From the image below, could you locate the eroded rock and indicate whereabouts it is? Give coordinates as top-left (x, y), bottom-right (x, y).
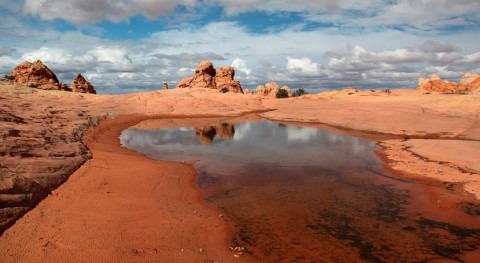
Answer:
top-left (176, 61), bottom-right (243, 93)
top-left (70, 73), bottom-right (96, 94)
top-left (11, 60), bottom-right (70, 91)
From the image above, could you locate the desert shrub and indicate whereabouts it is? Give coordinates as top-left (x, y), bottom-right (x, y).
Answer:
top-left (293, 88), bottom-right (308, 97)
top-left (28, 83), bottom-right (38, 88)
top-left (276, 89), bottom-right (289, 98)
top-left (220, 87), bottom-right (229, 93)
top-left (383, 89), bottom-right (391, 94)
top-left (3, 75), bottom-right (14, 80)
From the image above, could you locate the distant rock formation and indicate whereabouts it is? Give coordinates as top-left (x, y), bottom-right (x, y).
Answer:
top-left (176, 61), bottom-right (243, 93)
top-left (70, 73), bottom-right (96, 94)
top-left (256, 82), bottom-right (279, 97)
top-left (256, 82), bottom-right (292, 97)
top-left (417, 73), bottom-right (480, 93)
top-left (11, 60), bottom-right (70, 91)
top-left (163, 83), bottom-right (169, 90)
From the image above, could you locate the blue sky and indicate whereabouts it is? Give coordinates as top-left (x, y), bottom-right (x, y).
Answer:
top-left (0, 0), bottom-right (479, 94)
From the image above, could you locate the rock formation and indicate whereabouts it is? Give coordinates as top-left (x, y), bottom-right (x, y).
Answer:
top-left (11, 60), bottom-right (70, 91)
top-left (256, 82), bottom-right (280, 97)
top-left (215, 66), bottom-right (242, 93)
top-left (163, 83), bottom-right (169, 90)
top-left (256, 82), bottom-right (293, 97)
top-left (418, 73), bottom-right (480, 94)
top-left (459, 72), bottom-right (480, 85)
top-left (176, 61), bottom-right (243, 93)
top-left (70, 73), bottom-right (96, 94)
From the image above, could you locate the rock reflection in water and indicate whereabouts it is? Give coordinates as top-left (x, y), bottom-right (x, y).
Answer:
top-left (120, 120), bottom-right (480, 262)
top-left (195, 123), bottom-right (235, 144)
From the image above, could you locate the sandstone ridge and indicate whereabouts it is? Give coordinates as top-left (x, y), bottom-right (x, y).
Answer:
top-left (418, 72), bottom-right (480, 93)
top-left (176, 61), bottom-right (243, 93)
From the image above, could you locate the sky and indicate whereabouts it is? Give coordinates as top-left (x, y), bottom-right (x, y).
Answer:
top-left (0, 0), bottom-right (479, 94)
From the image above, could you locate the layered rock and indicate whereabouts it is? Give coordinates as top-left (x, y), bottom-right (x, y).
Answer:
top-left (176, 61), bottom-right (243, 93)
top-left (459, 72), bottom-right (480, 91)
top-left (418, 73), bottom-right (480, 93)
top-left (11, 60), bottom-right (70, 91)
top-left (70, 73), bottom-right (96, 94)
top-left (459, 72), bottom-right (480, 85)
top-left (215, 66), bottom-right (242, 93)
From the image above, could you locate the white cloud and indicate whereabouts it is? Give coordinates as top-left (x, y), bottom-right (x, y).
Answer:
top-left (232, 57), bottom-right (252, 76)
top-left (22, 0), bottom-right (198, 24)
top-left (286, 57), bottom-right (323, 76)
top-left (2, 1), bottom-right (480, 93)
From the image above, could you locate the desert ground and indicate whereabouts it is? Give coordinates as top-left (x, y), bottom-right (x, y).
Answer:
top-left (1, 80), bottom-right (480, 262)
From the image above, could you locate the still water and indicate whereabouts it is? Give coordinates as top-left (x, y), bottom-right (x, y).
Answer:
top-left (120, 119), bottom-right (480, 262)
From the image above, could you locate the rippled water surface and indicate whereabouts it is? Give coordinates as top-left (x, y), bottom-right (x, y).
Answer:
top-left (120, 119), bottom-right (480, 262)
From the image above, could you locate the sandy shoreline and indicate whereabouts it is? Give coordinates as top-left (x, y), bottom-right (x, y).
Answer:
top-left (1, 114), bottom-right (243, 262)
top-left (1, 82), bottom-right (480, 261)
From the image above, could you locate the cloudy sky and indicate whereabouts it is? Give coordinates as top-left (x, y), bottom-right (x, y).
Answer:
top-left (0, 0), bottom-right (479, 94)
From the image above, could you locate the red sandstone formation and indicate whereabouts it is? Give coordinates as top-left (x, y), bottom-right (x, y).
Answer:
top-left (176, 61), bottom-right (243, 93)
top-left (70, 73), bottom-right (96, 94)
top-left (418, 72), bottom-right (480, 93)
top-left (215, 66), bottom-right (242, 93)
top-left (11, 60), bottom-right (70, 91)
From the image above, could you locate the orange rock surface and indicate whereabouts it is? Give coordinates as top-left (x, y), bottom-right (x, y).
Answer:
top-left (1, 81), bottom-right (480, 262)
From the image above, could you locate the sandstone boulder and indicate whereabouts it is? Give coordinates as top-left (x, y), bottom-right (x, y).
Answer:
top-left (215, 66), bottom-right (242, 93)
top-left (70, 73), bottom-right (96, 94)
top-left (176, 61), bottom-right (243, 93)
top-left (11, 60), bottom-right (70, 91)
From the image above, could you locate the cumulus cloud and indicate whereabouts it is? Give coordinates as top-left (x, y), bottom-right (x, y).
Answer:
top-left (286, 57), bottom-right (323, 76)
top-left (2, 1), bottom-right (480, 93)
top-left (22, 0), bottom-right (198, 24)
top-left (231, 58), bottom-right (252, 76)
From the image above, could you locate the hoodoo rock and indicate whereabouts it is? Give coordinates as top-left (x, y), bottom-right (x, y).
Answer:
top-left (215, 66), bottom-right (242, 93)
top-left (176, 61), bottom-right (243, 93)
top-left (11, 60), bottom-right (70, 91)
top-left (70, 73), bottom-right (96, 94)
